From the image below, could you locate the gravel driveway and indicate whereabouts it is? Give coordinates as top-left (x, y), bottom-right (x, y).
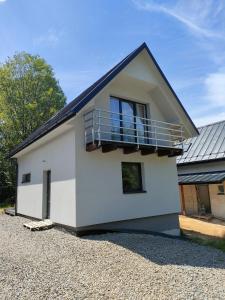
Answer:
top-left (0, 214), bottom-right (225, 300)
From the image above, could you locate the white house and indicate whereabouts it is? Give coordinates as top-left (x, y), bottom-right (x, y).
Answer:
top-left (177, 120), bottom-right (225, 220)
top-left (10, 43), bottom-right (198, 235)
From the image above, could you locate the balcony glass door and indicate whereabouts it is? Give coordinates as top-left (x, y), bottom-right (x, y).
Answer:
top-left (121, 100), bottom-right (135, 143)
top-left (110, 97), bottom-right (121, 141)
top-left (110, 97), bottom-right (147, 144)
top-left (136, 103), bottom-right (147, 144)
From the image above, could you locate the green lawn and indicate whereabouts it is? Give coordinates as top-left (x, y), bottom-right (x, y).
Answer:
top-left (191, 236), bottom-right (225, 253)
top-left (0, 202), bottom-right (14, 214)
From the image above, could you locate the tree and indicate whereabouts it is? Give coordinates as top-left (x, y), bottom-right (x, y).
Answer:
top-left (0, 52), bottom-right (66, 196)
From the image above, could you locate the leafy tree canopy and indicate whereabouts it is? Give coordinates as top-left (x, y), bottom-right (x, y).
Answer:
top-left (0, 52), bottom-right (66, 189)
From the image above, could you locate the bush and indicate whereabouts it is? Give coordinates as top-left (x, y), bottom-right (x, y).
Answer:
top-left (0, 186), bottom-right (16, 205)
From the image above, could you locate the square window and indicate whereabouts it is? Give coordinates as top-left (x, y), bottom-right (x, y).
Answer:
top-left (22, 173), bottom-right (31, 183)
top-left (217, 184), bottom-right (224, 195)
top-left (121, 162), bottom-right (144, 193)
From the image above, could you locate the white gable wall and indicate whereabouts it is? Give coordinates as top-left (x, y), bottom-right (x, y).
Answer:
top-left (16, 49), bottom-right (187, 228)
top-left (93, 79), bottom-right (165, 122)
top-left (124, 51), bottom-right (189, 127)
top-left (75, 69), bottom-right (181, 227)
top-left (81, 51), bottom-right (188, 130)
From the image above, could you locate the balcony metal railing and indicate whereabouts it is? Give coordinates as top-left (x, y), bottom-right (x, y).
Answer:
top-left (84, 108), bottom-right (184, 150)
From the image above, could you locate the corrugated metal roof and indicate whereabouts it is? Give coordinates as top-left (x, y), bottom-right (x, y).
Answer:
top-left (177, 120), bottom-right (225, 165)
top-left (178, 171), bottom-right (225, 184)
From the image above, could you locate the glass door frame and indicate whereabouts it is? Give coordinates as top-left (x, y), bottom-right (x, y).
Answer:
top-left (110, 96), bottom-right (148, 144)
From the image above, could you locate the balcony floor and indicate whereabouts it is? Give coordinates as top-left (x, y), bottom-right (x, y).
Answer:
top-left (86, 140), bottom-right (183, 157)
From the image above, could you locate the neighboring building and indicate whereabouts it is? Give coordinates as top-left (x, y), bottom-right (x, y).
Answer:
top-left (177, 120), bottom-right (225, 220)
top-left (10, 43), bottom-right (197, 235)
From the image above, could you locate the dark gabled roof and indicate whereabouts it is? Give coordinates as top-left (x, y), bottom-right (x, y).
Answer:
top-left (10, 42), bottom-right (198, 157)
top-left (178, 170), bottom-right (225, 185)
top-left (177, 119), bottom-right (225, 165)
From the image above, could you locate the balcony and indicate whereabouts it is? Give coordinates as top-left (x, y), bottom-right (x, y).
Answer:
top-left (84, 109), bottom-right (184, 156)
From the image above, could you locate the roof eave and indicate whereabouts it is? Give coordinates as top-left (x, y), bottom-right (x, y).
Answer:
top-left (179, 180), bottom-right (224, 185)
top-left (177, 157), bottom-right (225, 166)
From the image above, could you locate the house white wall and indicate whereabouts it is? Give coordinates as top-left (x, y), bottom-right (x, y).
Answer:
top-left (75, 132), bottom-right (180, 227)
top-left (16, 49), bottom-right (186, 230)
top-left (17, 128), bottom-right (76, 227)
top-left (75, 72), bottom-right (181, 227)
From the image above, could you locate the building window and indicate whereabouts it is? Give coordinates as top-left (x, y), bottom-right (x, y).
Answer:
top-left (217, 184), bottom-right (224, 195)
top-left (121, 162), bottom-right (144, 193)
top-left (110, 97), bottom-right (148, 144)
top-left (22, 173), bottom-right (31, 183)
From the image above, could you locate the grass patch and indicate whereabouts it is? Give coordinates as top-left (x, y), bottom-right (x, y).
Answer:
top-left (191, 236), bottom-right (225, 253)
top-left (0, 202), bottom-right (14, 214)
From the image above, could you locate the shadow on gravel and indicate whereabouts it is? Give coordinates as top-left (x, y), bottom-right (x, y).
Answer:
top-left (82, 231), bottom-right (225, 269)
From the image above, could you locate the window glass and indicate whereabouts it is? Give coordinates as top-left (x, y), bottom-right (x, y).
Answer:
top-left (121, 101), bottom-right (135, 143)
top-left (136, 103), bottom-right (147, 144)
top-left (218, 184), bottom-right (224, 195)
top-left (110, 97), bottom-right (148, 144)
top-left (22, 173), bottom-right (31, 183)
top-left (121, 162), bottom-right (143, 193)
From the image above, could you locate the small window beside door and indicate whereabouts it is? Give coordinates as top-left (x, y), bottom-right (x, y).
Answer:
top-left (22, 173), bottom-right (31, 183)
top-left (121, 162), bottom-right (145, 194)
top-left (217, 184), bottom-right (225, 195)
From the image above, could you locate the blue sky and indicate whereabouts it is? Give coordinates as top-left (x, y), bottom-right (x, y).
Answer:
top-left (0, 0), bottom-right (225, 126)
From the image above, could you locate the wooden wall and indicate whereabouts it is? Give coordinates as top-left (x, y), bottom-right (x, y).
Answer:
top-left (179, 185), bottom-right (198, 215)
top-left (180, 182), bottom-right (225, 220)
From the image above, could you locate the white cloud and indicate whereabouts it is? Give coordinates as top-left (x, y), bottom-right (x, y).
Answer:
top-left (204, 71), bottom-right (225, 106)
top-left (132, 0), bottom-right (224, 39)
top-left (0, 0), bottom-right (6, 2)
top-left (194, 111), bottom-right (225, 127)
top-left (132, 0), bottom-right (225, 126)
top-left (33, 29), bottom-right (63, 47)
top-left (189, 71), bottom-right (225, 126)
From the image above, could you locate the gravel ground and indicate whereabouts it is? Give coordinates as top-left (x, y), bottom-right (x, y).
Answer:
top-left (0, 214), bottom-right (225, 300)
